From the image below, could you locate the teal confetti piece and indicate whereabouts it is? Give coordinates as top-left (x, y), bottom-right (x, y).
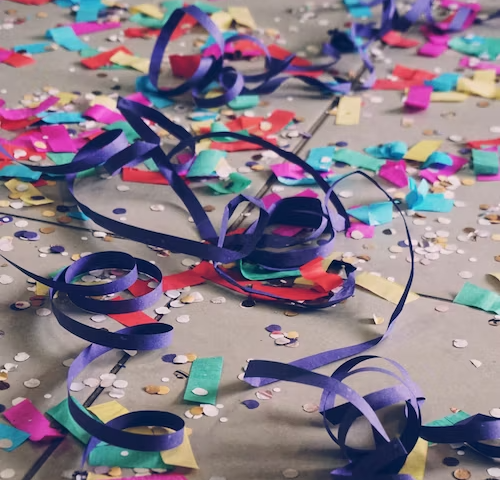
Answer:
top-left (13, 42), bottom-right (52, 54)
top-left (347, 202), bottom-right (393, 226)
top-left (89, 444), bottom-right (169, 469)
top-left (364, 141), bottom-right (407, 159)
top-left (240, 261), bottom-right (300, 281)
top-left (76, 0), bottom-right (102, 22)
top-left (0, 424), bottom-right (30, 451)
top-left (306, 146), bottom-right (335, 172)
top-left (0, 164), bottom-right (42, 181)
top-left (39, 112), bottom-right (86, 124)
top-left (184, 357), bottom-right (223, 405)
top-left (104, 121), bottom-right (140, 142)
top-left (332, 148), bottom-right (385, 172)
top-left (47, 26), bottom-right (89, 51)
top-left (193, 0), bottom-right (223, 13)
top-left (136, 76), bottom-right (173, 109)
top-left (425, 411), bottom-right (470, 445)
top-left (187, 150), bottom-right (226, 178)
top-left (47, 398), bottom-right (92, 444)
top-left (454, 282), bottom-right (500, 315)
top-left (473, 149), bottom-right (498, 176)
top-left (228, 95), bottom-right (260, 110)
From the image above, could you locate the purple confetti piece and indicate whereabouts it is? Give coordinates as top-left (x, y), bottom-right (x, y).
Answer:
top-left (57, 205), bottom-right (70, 212)
top-left (30, 195), bottom-right (46, 201)
top-left (0, 404), bottom-right (5, 413)
top-left (397, 240), bottom-right (409, 248)
top-left (161, 353), bottom-right (177, 363)
top-left (113, 208), bottom-right (127, 215)
top-left (241, 399), bottom-right (259, 409)
top-left (336, 141), bottom-right (348, 147)
top-left (50, 246), bottom-right (65, 253)
top-left (1, 215), bottom-right (13, 223)
top-left (265, 324), bottom-right (281, 332)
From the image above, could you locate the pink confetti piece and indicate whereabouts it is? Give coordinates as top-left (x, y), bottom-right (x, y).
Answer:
top-left (41, 125), bottom-right (77, 153)
top-left (0, 96), bottom-right (59, 121)
top-left (419, 154), bottom-right (468, 184)
top-left (404, 85), bottom-right (432, 110)
top-left (84, 105), bottom-right (124, 124)
top-left (4, 399), bottom-right (64, 441)
top-left (70, 21), bottom-right (121, 35)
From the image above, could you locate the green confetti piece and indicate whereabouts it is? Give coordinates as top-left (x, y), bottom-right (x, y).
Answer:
top-left (332, 148), bottom-right (386, 172)
top-left (104, 121), bottom-right (140, 143)
top-left (193, 0), bottom-right (223, 13)
top-left (47, 398), bottom-right (93, 444)
top-left (240, 261), bottom-right (301, 281)
top-left (184, 357), bottom-right (223, 405)
top-left (453, 282), bottom-right (500, 314)
top-left (228, 95), bottom-right (260, 110)
top-left (472, 149), bottom-right (498, 176)
top-left (207, 172), bottom-right (251, 194)
top-left (89, 444), bottom-right (170, 469)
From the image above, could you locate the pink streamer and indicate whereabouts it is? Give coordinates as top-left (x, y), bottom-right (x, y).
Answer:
top-left (4, 399), bottom-right (64, 441)
top-left (70, 21), bottom-right (121, 35)
top-left (0, 96), bottom-right (59, 121)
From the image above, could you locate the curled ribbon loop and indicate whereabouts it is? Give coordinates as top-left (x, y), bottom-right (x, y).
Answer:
top-left (145, 5), bottom-right (349, 107)
top-left (244, 356), bottom-right (500, 479)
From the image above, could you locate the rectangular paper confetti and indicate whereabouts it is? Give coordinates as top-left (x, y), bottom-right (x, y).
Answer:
top-left (356, 272), bottom-right (419, 305)
top-left (405, 86), bottom-right (432, 110)
top-left (472, 149), bottom-right (498, 175)
top-left (4, 399), bottom-right (64, 441)
top-left (404, 140), bottom-right (442, 162)
top-left (88, 400), bottom-right (129, 423)
top-left (47, 26), bottom-right (89, 51)
top-left (332, 149), bottom-right (385, 171)
top-left (0, 423), bottom-right (31, 451)
top-left (336, 96), bottom-right (362, 125)
top-left (430, 92), bottom-right (468, 102)
top-left (399, 438), bottom-right (428, 480)
top-left (47, 398), bottom-right (92, 444)
top-left (453, 282), bottom-right (500, 314)
top-left (184, 357), bottom-right (223, 405)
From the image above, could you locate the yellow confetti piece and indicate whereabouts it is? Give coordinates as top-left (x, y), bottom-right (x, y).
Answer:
top-left (430, 92), bottom-right (468, 102)
top-left (210, 11), bottom-right (233, 31)
top-left (110, 51), bottom-right (150, 74)
top-left (457, 77), bottom-right (496, 99)
top-left (488, 272), bottom-right (500, 284)
top-left (56, 92), bottom-right (78, 106)
top-left (129, 3), bottom-right (164, 19)
top-left (472, 69), bottom-right (496, 83)
top-left (195, 139), bottom-right (212, 153)
top-left (227, 6), bottom-right (256, 29)
top-left (399, 438), bottom-right (428, 480)
top-left (336, 96), bottom-right (362, 126)
top-left (88, 400), bottom-right (129, 423)
top-left (0, 200), bottom-right (10, 207)
top-left (42, 210), bottom-right (56, 217)
top-left (89, 95), bottom-right (117, 109)
top-left (190, 120), bottom-right (213, 134)
top-left (4, 179), bottom-right (53, 206)
top-left (404, 140), bottom-right (442, 162)
top-left (87, 474), bottom-right (111, 480)
top-left (355, 271), bottom-right (419, 304)
top-left (35, 282), bottom-right (50, 296)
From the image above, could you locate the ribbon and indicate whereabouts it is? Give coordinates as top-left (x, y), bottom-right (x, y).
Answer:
top-left (244, 355), bottom-right (500, 479)
top-left (144, 5), bottom-right (350, 107)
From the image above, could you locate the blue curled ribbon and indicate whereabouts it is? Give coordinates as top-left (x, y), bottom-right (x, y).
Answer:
top-left (5, 96), bottom-right (500, 473)
top-left (245, 355), bottom-right (500, 479)
top-left (144, 5), bottom-right (351, 107)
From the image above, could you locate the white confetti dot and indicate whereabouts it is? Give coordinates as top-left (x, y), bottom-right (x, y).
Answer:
top-left (36, 308), bottom-right (52, 317)
top-left (0, 469), bottom-right (16, 479)
top-left (458, 271), bottom-right (473, 279)
top-left (219, 417), bottom-right (228, 423)
top-left (453, 339), bottom-right (468, 348)
top-left (192, 387), bottom-right (208, 396)
top-left (155, 306), bottom-right (170, 315)
top-left (176, 315), bottom-right (190, 323)
top-left (14, 352), bottom-right (29, 362)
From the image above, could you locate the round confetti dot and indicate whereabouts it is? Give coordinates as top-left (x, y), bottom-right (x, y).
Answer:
top-left (490, 408), bottom-right (500, 418)
top-left (435, 305), bottom-right (449, 313)
top-left (458, 271), bottom-right (473, 279)
top-left (176, 314), bottom-right (190, 323)
top-left (112, 208), bottom-right (126, 215)
top-left (452, 468), bottom-right (471, 480)
top-left (442, 457), bottom-right (460, 467)
top-left (302, 403), bottom-right (319, 413)
top-left (282, 468), bottom-right (299, 479)
top-left (0, 469), bottom-right (16, 479)
top-left (191, 387), bottom-right (208, 396)
top-left (202, 404), bottom-right (219, 417)
top-left (219, 417), bottom-right (228, 423)
top-left (453, 339), bottom-right (468, 348)
top-left (487, 467), bottom-right (500, 478)
top-left (23, 378), bottom-right (41, 388)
